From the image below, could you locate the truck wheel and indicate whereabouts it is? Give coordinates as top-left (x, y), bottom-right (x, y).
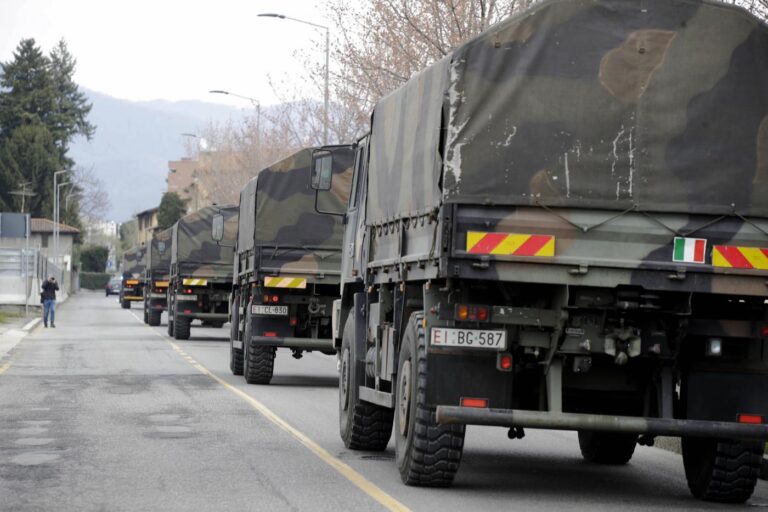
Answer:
top-left (167, 310), bottom-right (174, 337)
top-left (148, 310), bottom-right (161, 326)
top-left (682, 437), bottom-right (763, 503)
top-left (339, 316), bottom-right (393, 451)
top-left (243, 315), bottom-right (275, 384)
top-left (395, 312), bottom-right (465, 487)
top-left (578, 431), bottom-right (637, 465)
top-left (229, 297), bottom-right (243, 376)
top-left (174, 313), bottom-right (191, 340)
top-left (121, 299), bottom-right (130, 309)
top-left (143, 305), bottom-right (149, 324)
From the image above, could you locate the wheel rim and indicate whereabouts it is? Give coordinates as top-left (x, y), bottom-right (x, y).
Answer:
top-left (398, 359), bottom-right (412, 436)
top-left (340, 347), bottom-right (350, 410)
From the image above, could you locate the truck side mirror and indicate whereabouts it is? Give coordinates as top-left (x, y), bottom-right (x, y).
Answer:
top-left (211, 213), bottom-right (224, 241)
top-left (311, 150), bottom-right (333, 191)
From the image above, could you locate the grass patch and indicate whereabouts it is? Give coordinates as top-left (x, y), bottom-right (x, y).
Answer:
top-left (0, 310), bottom-right (21, 325)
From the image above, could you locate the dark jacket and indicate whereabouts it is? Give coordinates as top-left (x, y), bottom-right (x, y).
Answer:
top-left (41, 280), bottom-right (59, 301)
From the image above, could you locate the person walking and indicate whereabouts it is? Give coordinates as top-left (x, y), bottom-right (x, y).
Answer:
top-left (41, 276), bottom-right (59, 328)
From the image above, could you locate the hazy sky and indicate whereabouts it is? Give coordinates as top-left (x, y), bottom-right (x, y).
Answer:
top-left (0, 0), bottom-right (330, 108)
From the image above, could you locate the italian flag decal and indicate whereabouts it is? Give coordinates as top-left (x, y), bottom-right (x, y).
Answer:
top-left (672, 237), bottom-right (706, 264)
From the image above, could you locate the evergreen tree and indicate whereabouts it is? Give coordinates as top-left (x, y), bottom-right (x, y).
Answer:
top-left (157, 192), bottom-right (188, 230)
top-left (0, 38), bottom-right (94, 221)
top-left (49, 39), bottom-right (95, 163)
top-left (0, 39), bottom-right (55, 140)
top-left (2, 124), bottom-right (58, 217)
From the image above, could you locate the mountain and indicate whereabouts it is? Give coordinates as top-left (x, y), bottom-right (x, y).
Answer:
top-left (69, 89), bottom-right (247, 223)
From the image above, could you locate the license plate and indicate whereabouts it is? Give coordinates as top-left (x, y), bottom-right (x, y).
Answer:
top-left (176, 295), bottom-right (198, 301)
top-left (430, 327), bottom-right (507, 350)
top-left (252, 305), bottom-right (288, 316)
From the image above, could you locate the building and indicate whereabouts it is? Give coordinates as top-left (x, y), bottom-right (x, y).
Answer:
top-left (29, 218), bottom-right (79, 271)
top-left (135, 206), bottom-right (159, 247)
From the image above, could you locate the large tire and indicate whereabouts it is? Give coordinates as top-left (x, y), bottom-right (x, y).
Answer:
top-left (143, 303), bottom-right (149, 324)
top-left (174, 312), bottom-right (191, 340)
top-left (121, 298), bottom-right (130, 309)
top-left (578, 431), bottom-right (637, 465)
top-left (243, 314), bottom-right (275, 384)
top-left (395, 312), bottom-right (465, 487)
top-left (339, 315), bottom-right (393, 451)
top-left (682, 437), bottom-right (763, 503)
top-left (148, 309), bottom-right (161, 327)
top-left (229, 296), bottom-right (243, 376)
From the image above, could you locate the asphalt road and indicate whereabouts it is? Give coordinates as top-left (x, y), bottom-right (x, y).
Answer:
top-left (1, 291), bottom-right (766, 511)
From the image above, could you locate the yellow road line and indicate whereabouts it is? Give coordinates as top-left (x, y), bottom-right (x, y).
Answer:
top-left (133, 311), bottom-right (409, 512)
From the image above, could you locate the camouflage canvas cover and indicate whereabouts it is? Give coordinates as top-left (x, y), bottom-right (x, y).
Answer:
top-left (121, 246), bottom-right (146, 277)
top-left (171, 205), bottom-right (238, 278)
top-left (368, 0), bottom-right (768, 222)
top-left (242, 146), bottom-right (354, 277)
top-left (147, 227), bottom-right (172, 274)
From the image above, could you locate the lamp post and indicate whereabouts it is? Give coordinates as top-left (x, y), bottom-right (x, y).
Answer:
top-left (53, 169), bottom-right (70, 272)
top-left (209, 90), bottom-right (262, 152)
top-left (257, 13), bottom-right (330, 145)
top-left (56, 181), bottom-right (71, 270)
top-left (10, 181), bottom-right (36, 213)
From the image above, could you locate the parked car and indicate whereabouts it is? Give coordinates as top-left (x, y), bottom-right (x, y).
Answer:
top-left (105, 277), bottom-right (122, 296)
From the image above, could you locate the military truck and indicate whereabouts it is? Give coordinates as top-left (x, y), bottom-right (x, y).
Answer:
top-left (143, 228), bottom-right (172, 326)
top-left (166, 205), bottom-right (238, 340)
top-left (119, 246), bottom-right (146, 309)
top-left (315, 0), bottom-right (768, 503)
top-left (218, 147), bottom-right (353, 385)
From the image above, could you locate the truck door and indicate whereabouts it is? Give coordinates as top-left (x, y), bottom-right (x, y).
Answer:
top-left (341, 136), bottom-right (370, 284)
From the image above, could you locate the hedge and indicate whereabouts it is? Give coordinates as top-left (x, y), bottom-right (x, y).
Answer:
top-left (80, 272), bottom-right (112, 290)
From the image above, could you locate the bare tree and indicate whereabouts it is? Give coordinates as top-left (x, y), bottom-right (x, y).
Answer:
top-left (72, 165), bottom-right (109, 220)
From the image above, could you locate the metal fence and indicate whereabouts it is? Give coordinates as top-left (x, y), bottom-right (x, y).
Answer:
top-left (0, 248), bottom-right (66, 310)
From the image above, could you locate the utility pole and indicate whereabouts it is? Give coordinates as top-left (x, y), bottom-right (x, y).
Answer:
top-left (10, 181), bottom-right (36, 213)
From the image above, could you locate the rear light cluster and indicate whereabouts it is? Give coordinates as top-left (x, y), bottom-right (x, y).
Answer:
top-left (761, 326), bottom-right (768, 338)
top-left (737, 414), bottom-right (764, 424)
top-left (461, 397), bottom-right (488, 408)
top-left (183, 288), bottom-right (194, 294)
top-left (455, 304), bottom-right (490, 322)
top-left (263, 294), bottom-right (280, 304)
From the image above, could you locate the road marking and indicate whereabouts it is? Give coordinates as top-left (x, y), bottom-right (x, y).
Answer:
top-left (0, 361), bottom-right (11, 375)
top-left (131, 310), bottom-right (410, 512)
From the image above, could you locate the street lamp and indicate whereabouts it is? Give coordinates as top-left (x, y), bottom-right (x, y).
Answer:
top-left (53, 169), bottom-right (70, 271)
top-left (209, 90), bottom-right (262, 151)
top-left (258, 13), bottom-right (330, 145)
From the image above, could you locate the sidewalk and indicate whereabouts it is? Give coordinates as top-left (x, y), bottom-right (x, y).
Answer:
top-left (0, 311), bottom-right (41, 360)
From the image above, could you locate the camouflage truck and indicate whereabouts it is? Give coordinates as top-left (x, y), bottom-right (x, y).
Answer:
top-left (119, 245), bottom-right (147, 309)
top-left (166, 205), bottom-right (238, 340)
top-left (142, 228), bottom-right (172, 326)
top-left (316, 0), bottom-right (768, 503)
top-left (218, 147), bottom-right (353, 385)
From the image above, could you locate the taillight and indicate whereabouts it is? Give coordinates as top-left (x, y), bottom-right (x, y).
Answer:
top-left (272, 295), bottom-right (279, 303)
top-left (461, 397), bottom-right (489, 408)
top-left (497, 353), bottom-right (513, 371)
top-left (737, 414), bottom-right (764, 424)
top-left (184, 289), bottom-right (193, 294)
top-left (262, 294), bottom-right (280, 304)
top-left (761, 326), bottom-right (768, 338)
top-left (454, 304), bottom-right (490, 322)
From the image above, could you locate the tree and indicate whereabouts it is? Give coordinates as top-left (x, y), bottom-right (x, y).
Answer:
top-left (80, 245), bottom-right (109, 272)
top-left (157, 192), bottom-right (188, 230)
top-left (0, 38), bottom-right (94, 223)
top-left (119, 219), bottom-right (137, 253)
top-left (325, 0), bottom-right (534, 121)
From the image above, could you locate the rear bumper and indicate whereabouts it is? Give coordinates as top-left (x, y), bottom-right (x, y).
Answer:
top-left (176, 312), bottom-right (227, 321)
top-left (123, 295), bottom-right (144, 301)
top-left (435, 407), bottom-right (768, 440)
top-left (247, 335), bottom-right (335, 351)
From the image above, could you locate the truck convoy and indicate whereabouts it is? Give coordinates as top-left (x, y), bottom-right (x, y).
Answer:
top-left (166, 205), bottom-right (238, 340)
top-left (143, 228), bottom-right (172, 326)
top-left (119, 245), bottom-right (146, 309)
top-left (222, 147), bottom-right (354, 385)
top-left (314, 0), bottom-right (768, 503)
